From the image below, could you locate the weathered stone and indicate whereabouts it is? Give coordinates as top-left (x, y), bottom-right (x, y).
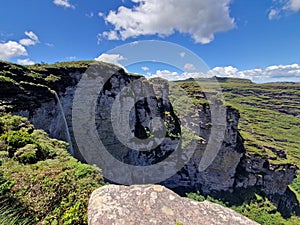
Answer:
top-left (88, 184), bottom-right (259, 225)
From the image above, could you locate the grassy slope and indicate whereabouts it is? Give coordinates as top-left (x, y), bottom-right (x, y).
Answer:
top-left (177, 79), bottom-right (300, 224)
top-left (0, 114), bottom-right (105, 225)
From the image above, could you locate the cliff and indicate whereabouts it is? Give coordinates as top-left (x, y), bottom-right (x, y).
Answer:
top-left (0, 61), bottom-right (298, 215)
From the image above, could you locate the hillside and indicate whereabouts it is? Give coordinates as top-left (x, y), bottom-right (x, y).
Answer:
top-left (177, 79), bottom-right (300, 168)
top-left (177, 79), bottom-right (300, 224)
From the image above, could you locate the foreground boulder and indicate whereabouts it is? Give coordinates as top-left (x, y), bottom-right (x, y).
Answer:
top-left (88, 185), bottom-right (259, 225)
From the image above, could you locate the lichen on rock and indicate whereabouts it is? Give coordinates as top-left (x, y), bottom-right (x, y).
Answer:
top-left (88, 184), bottom-right (259, 225)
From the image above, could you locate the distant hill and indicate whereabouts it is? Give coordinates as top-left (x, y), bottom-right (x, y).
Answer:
top-left (176, 76), bottom-right (253, 84)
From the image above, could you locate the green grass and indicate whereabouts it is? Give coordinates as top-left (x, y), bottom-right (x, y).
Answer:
top-left (0, 115), bottom-right (105, 224)
top-left (0, 203), bottom-right (33, 225)
top-left (177, 79), bottom-right (300, 224)
top-left (187, 192), bottom-right (300, 225)
top-left (177, 80), bottom-right (300, 166)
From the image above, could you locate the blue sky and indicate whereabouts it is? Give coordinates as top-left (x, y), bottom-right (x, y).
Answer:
top-left (0, 0), bottom-right (300, 82)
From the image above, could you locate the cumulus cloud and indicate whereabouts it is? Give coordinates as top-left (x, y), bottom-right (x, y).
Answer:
top-left (19, 31), bottom-right (39, 46)
top-left (17, 58), bottom-right (35, 65)
top-left (53, 0), bottom-right (74, 9)
top-left (289, 0), bottom-right (300, 11)
top-left (145, 64), bottom-right (300, 83)
top-left (102, 31), bottom-right (119, 40)
top-left (85, 12), bottom-right (94, 18)
top-left (180, 52), bottom-right (186, 58)
top-left (66, 56), bottom-right (76, 61)
top-left (147, 70), bottom-right (183, 81)
top-left (269, 0), bottom-right (300, 20)
top-left (0, 41), bottom-right (27, 60)
top-left (102, 0), bottom-right (235, 44)
top-left (211, 64), bottom-right (300, 82)
top-left (142, 66), bottom-right (150, 71)
top-left (45, 43), bottom-right (54, 47)
top-left (268, 9), bottom-right (280, 20)
top-left (0, 31), bottom-right (40, 61)
top-left (184, 63), bottom-right (196, 71)
top-left (95, 53), bottom-right (127, 67)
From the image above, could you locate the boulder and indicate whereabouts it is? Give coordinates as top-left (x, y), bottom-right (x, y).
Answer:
top-left (88, 184), bottom-right (259, 225)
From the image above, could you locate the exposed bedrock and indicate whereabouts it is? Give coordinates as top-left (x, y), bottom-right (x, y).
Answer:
top-left (0, 62), bottom-right (298, 214)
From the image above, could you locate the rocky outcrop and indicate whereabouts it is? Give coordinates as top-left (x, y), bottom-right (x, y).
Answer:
top-left (161, 104), bottom-right (243, 195)
top-left (235, 154), bottom-right (297, 195)
top-left (88, 184), bottom-right (259, 225)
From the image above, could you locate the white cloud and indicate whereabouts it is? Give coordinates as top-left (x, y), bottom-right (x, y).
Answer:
top-left (95, 53), bottom-right (127, 67)
top-left (102, 0), bottom-right (235, 44)
top-left (19, 31), bottom-right (39, 46)
top-left (204, 64), bottom-right (300, 82)
top-left (142, 66), bottom-right (149, 71)
top-left (268, 9), bottom-right (280, 20)
top-left (289, 0), bottom-right (300, 11)
top-left (102, 31), bottom-right (119, 40)
top-left (147, 70), bottom-right (183, 80)
top-left (0, 41), bottom-right (27, 60)
top-left (97, 34), bottom-right (102, 44)
top-left (66, 56), bottom-right (76, 61)
top-left (53, 0), bottom-right (74, 9)
top-left (45, 43), bottom-right (54, 47)
top-left (85, 12), bottom-right (94, 18)
top-left (145, 64), bottom-right (300, 83)
top-left (184, 63), bottom-right (196, 71)
top-left (96, 31), bottom-right (120, 44)
top-left (269, 0), bottom-right (300, 20)
top-left (17, 58), bottom-right (35, 65)
top-left (180, 52), bottom-right (186, 58)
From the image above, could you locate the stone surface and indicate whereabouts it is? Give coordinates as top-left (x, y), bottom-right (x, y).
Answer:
top-left (88, 184), bottom-right (259, 225)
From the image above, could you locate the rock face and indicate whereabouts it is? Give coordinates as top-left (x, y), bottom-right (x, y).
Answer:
top-left (0, 61), bottom-right (298, 213)
top-left (88, 184), bottom-right (259, 225)
top-left (161, 104), bottom-right (244, 194)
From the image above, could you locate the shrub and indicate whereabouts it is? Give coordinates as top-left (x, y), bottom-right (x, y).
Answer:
top-left (45, 74), bottom-right (61, 83)
top-left (1, 130), bottom-right (33, 157)
top-left (0, 115), bottom-right (105, 224)
top-left (14, 144), bottom-right (38, 164)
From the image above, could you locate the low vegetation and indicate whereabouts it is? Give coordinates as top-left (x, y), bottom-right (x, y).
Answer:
top-left (187, 192), bottom-right (300, 225)
top-left (178, 78), bottom-right (300, 224)
top-left (0, 114), bottom-right (105, 224)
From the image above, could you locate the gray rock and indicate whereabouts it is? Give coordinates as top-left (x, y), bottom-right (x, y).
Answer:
top-left (88, 184), bottom-right (259, 225)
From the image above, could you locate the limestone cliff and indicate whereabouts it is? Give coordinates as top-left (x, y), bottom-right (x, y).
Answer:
top-left (0, 61), bottom-right (298, 214)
